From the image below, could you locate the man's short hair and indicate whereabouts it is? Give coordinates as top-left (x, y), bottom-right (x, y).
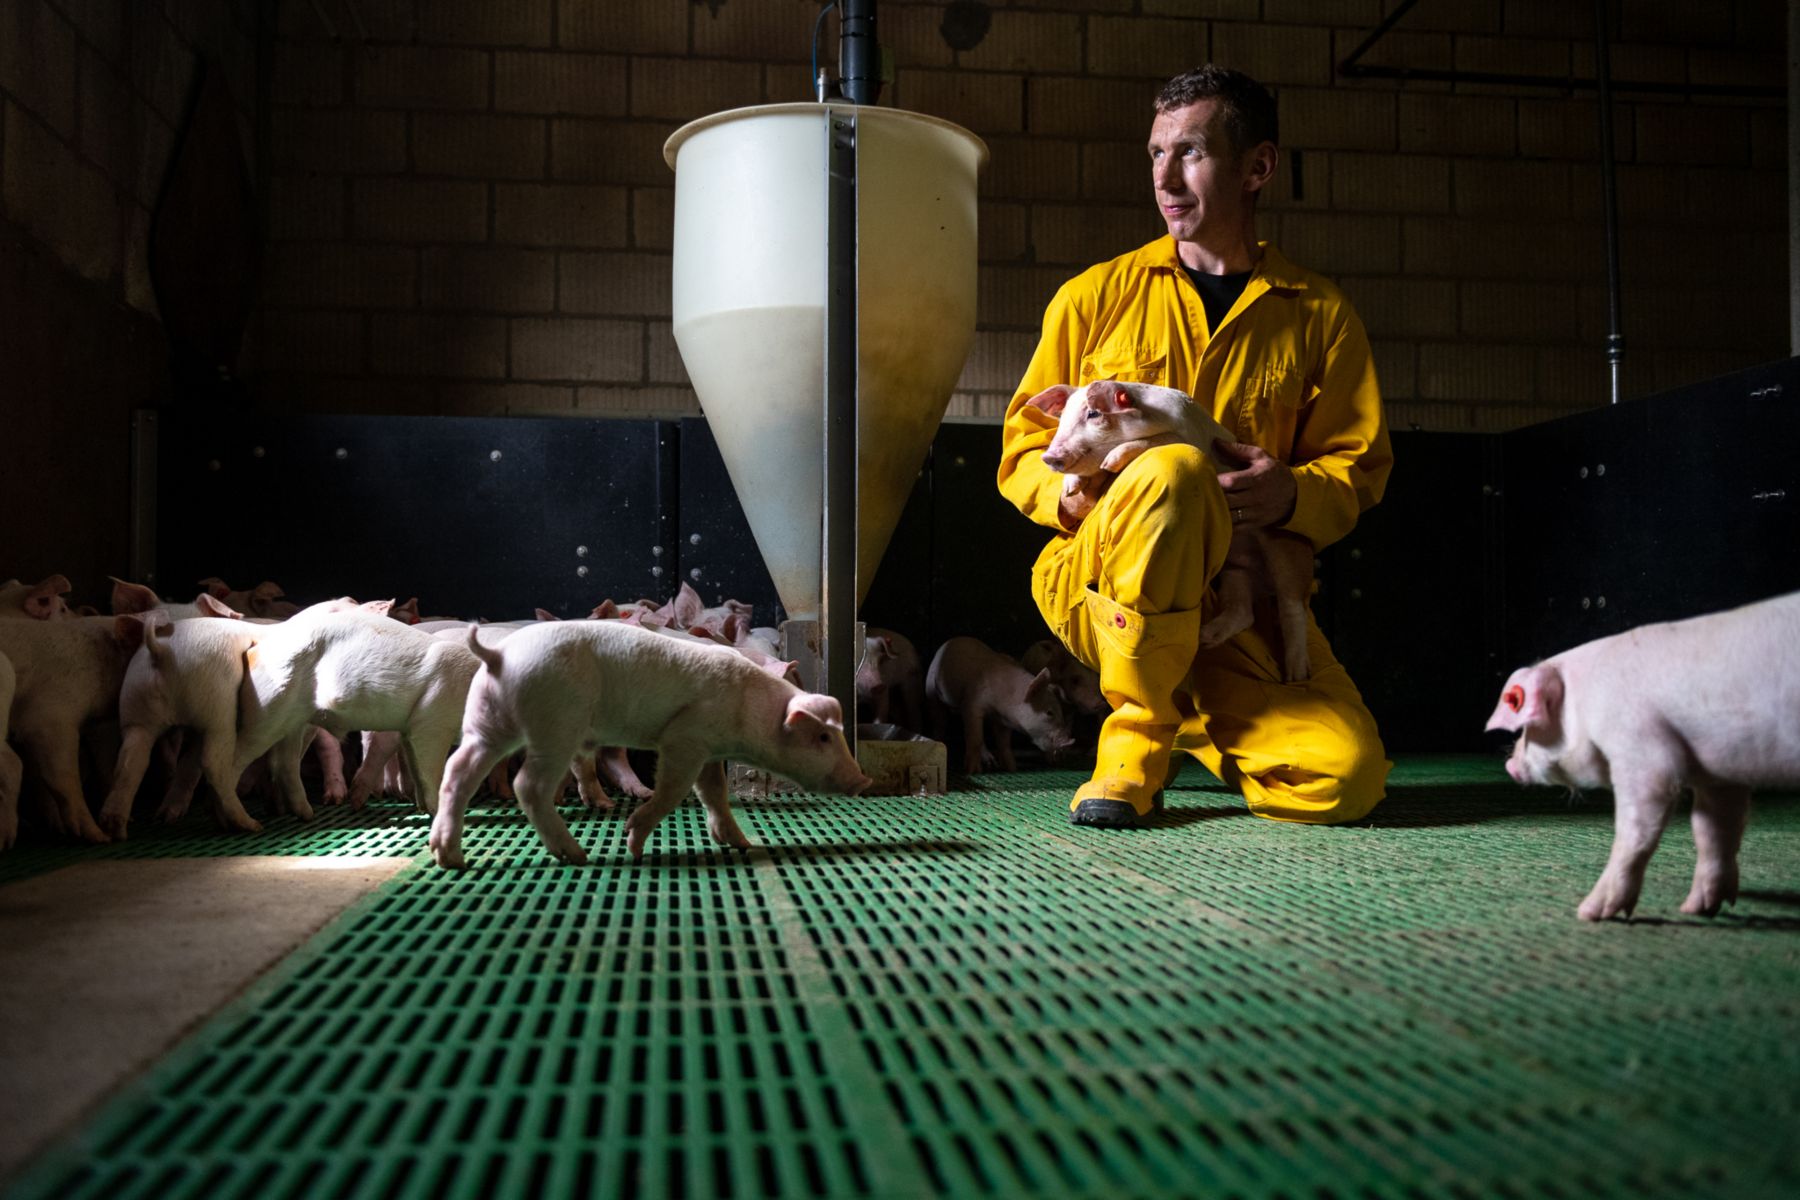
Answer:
top-left (1154, 65), bottom-right (1278, 155)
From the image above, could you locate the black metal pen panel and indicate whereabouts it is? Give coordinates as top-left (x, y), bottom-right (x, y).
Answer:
top-left (153, 413), bottom-right (675, 621)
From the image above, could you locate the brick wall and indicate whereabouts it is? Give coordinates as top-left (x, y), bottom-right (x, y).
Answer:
top-left (0, 1), bottom-right (257, 593)
top-left (251, 0), bottom-right (1786, 433)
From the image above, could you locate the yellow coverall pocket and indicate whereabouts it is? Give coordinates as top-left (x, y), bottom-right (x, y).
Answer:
top-left (1080, 345), bottom-right (1166, 386)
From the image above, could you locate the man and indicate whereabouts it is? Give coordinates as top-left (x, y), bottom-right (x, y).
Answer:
top-left (997, 65), bottom-right (1393, 828)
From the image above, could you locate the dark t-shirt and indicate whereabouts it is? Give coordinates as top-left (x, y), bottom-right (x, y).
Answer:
top-left (1182, 267), bottom-right (1253, 334)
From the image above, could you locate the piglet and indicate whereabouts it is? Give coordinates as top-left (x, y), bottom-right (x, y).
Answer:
top-left (430, 620), bottom-right (871, 868)
top-left (1032, 380), bottom-right (1315, 682)
top-left (1019, 638), bottom-right (1106, 716)
top-left (926, 636), bottom-right (1076, 774)
top-left (0, 575), bottom-right (74, 621)
top-left (0, 614), bottom-right (160, 845)
top-left (100, 617), bottom-right (266, 838)
top-left (234, 601), bottom-right (481, 821)
top-left (1486, 590), bottom-right (1800, 921)
top-left (856, 628), bottom-right (926, 731)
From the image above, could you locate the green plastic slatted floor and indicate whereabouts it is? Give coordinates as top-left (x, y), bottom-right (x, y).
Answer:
top-left (4, 756), bottom-right (1798, 1199)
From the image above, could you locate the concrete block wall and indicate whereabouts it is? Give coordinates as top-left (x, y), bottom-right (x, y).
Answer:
top-left (0, 0), bottom-right (257, 593)
top-left (245, 0), bottom-right (1787, 433)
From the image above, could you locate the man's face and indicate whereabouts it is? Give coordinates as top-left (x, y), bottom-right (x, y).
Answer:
top-left (1148, 99), bottom-right (1264, 247)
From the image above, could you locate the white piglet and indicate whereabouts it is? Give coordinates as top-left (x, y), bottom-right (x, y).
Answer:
top-left (234, 601), bottom-right (481, 821)
top-left (431, 620), bottom-right (871, 869)
top-left (1486, 590), bottom-right (1800, 921)
top-left (1032, 380), bottom-right (1316, 682)
top-left (0, 614), bottom-right (159, 845)
top-left (100, 617), bottom-right (266, 838)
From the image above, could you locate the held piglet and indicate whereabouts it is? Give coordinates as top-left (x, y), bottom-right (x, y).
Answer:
top-left (0, 614), bottom-right (160, 845)
top-left (234, 601), bottom-right (481, 821)
top-left (430, 620), bottom-right (871, 869)
top-left (926, 636), bottom-right (1076, 774)
top-left (0, 575), bottom-right (74, 621)
top-left (1032, 380), bottom-right (1315, 682)
top-left (100, 617), bottom-right (266, 838)
top-left (1486, 590), bottom-right (1800, 921)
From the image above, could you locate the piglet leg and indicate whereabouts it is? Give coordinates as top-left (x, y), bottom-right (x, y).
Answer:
top-left (1681, 785), bottom-right (1751, 917)
top-left (626, 748), bottom-right (703, 860)
top-left (515, 749), bottom-right (588, 865)
top-left (22, 727), bottom-right (108, 844)
top-left (693, 760), bottom-right (750, 850)
top-left (1578, 768), bottom-right (1680, 921)
top-left (312, 729), bottom-right (348, 807)
top-left (271, 730), bottom-right (316, 821)
top-left (598, 746), bottom-right (652, 800)
top-left (99, 725), bottom-right (161, 840)
top-left (573, 752), bottom-right (614, 812)
top-left (349, 731), bottom-right (401, 809)
top-left (430, 738), bottom-right (512, 869)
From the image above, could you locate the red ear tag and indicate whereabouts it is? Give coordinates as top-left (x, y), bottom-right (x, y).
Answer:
top-left (1503, 685), bottom-right (1524, 713)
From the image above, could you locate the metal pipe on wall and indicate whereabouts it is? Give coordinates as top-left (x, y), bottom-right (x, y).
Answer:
top-left (824, 107), bottom-right (858, 755)
top-left (822, 0), bottom-right (880, 753)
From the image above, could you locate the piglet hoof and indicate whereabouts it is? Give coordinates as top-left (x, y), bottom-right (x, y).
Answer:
top-left (321, 784), bottom-right (348, 807)
top-left (430, 843), bottom-right (466, 870)
top-left (290, 800), bottom-right (316, 823)
top-left (707, 818), bottom-right (752, 851)
top-left (0, 819), bottom-right (16, 851)
top-left (552, 841), bottom-right (590, 867)
top-left (69, 813), bottom-right (111, 846)
top-left (1577, 874), bottom-right (1639, 922)
top-left (625, 818), bottom-right (656, 862)
top-left (218, 810), bottom-right (263, 835)
top-left (98, 811), bottom-right (131, 842)
top-left (1680, 874), bottom-right (1737, 917)
top-left (1281, 653), bottom-right (1311, 684)
top-left (154, 801), bottom-right (188, 825)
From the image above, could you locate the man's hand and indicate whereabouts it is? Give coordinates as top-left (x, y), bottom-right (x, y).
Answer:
top-left (1214, 439), bottom-right (1296, 529)
top-left (1058, 472), bottom-right (1112, 530)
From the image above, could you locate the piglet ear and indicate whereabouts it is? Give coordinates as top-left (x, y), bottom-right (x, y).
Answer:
top-left (197, 576), bottom-right (233, 599)
top-left (534, 607), bottom-right (561, 621)
top-left (194, 594), bottom-right (243, 619)
top-left (109, 576), bottom-right (159, 615)
top-left (1024, 384), bottom-right (1075, 418)
top-left (785, 693), bottom-right (845, 731)
top-left (591, 599), bottom-right (620, 620)
top-left (1485, 665), bottom-right (1563, 733)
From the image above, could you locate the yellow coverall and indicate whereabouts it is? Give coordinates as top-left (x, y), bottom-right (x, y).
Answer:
top-left (998, 238), bottom-right (1393, 823)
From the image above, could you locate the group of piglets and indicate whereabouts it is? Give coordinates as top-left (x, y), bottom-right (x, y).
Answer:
top-left (0, 575), bottom-right (869, 866)
top-left (856, 627), bottom-right (1095, 776)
